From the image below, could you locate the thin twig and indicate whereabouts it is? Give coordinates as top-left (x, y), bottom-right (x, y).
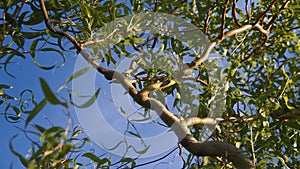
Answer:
top-left (253, 0), bottom-right (278, 25)
top-left (245, 0), bottom-right (250, 24)
top-left (266, 0), bottom-right (291, 31)
top-left (132, 147), bottom-right (178, 168)
top-left (221, 0), bottom-right (230, 37)
top-left (232, 0), bottom-right (242, 27)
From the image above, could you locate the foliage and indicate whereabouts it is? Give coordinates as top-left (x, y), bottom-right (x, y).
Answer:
top-left (1, 0), bottom-right (299, 168)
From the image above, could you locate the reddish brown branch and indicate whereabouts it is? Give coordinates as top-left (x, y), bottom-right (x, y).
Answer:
top-left (253, 0), bottom-right (278, 25)
top-left (221, 0), bottom-right (230, 37)
top-left (266, 0), bottom-right (291, 31)
top-left (153, 0), bottom-right (158, 12)
top-left (232, 0), bottom-right (242, 27)
top-left (203, 0), bottom-right (219, 34)
top-left (203, 11), bottom-right (210, 34)
top-left (246, 0), bottom-right (250, 23)
top-left (39, 1), bottom-right (255, 168)
top-left (241, 34), bottom-right (269, 62)
top-left (39, 0), bottom-right (81, 51)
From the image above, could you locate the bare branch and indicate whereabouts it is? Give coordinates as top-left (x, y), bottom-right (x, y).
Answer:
top-left (149, 98), bottom-right (255, 169)
top-left (185, 116), bottom-right (256, 127)
top-left (139, 80), bottom-right (176, 96)
top-left (180, 136), bottom-right (255, 169)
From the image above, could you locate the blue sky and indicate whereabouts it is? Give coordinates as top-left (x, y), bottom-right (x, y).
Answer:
top-left (0, 38), bottom-right (77, 168)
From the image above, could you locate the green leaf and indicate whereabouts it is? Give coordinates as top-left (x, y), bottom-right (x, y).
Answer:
top-left (72, 129), bottom-right (83, 137)
top-left (73, 88), bottom-right (100, 108)
top-left (282, 96), bottom-right (295, 110)
top-left (12, 31), bottom-right (25, 47)
top-left (33, 124), bottom-right (46, 133)
top-left (0, 93), bottom-right (16, 100)
top-left (7, 106), bottom-right (21, 121)
top-left (82, 153), bottom-right (101, 162)
top-left (29, 39), bottom-right (39, 58)
top-left (23, 11), bottom-right (44, 25)
top-left (128, 131), bottom-right (142, 138)
top-left (32, 57), bottom-right (56, 70)
top-left (30, 41), bottom-right (64, 70)
top-left (119, 157), bottom-right (136, 168)
top-left (22, 31), bottom-right (45, 39)
top-left (0, 84), bottom-right (13, 89)
top-left (133, 145), bottom-right (150, 155)
top-left (25, 98), bottom-right (47, 126)
top-left (59, 144), bottom-right (73, 158)
top-left (65, 66), bottom-right (93, 83)
top-left (39, 78), bottom-right (67, 107)
top-left (82, 153), bottom-right (111, 166)
top-left (40, 126), bottom-right (64, 143)
top-left (132, 38), bottom-right (145, 44)
top-left (123, 39), bottom-right (131, 44)
top-left (2, 48), bottom-right (25, 58)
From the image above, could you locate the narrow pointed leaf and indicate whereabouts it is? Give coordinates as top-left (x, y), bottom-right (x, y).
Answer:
top-left (39, 78), bottom-right (67, 107)
top-left (73, 88), bottom-right (100, 108)
top-left (65, 66), bottom-right (93, 83)
top-left (25, 98), bottom-right (47, 126)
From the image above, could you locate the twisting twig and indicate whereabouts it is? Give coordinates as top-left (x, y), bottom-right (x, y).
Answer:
top-left (178, 143), bottom-right (186, 168)
top-left (132, 147), bottom-right (178, 168)
top-left (250, 125), bottom-right (256, 166)
top-left (203, 0), bottom-right (219, 34)
top-left (241, 35), bottom-right (268, 62)
top-left (245, 0), bottom-right (250, 24)
top-left (221, 0), bottom-right (230, 37)
top-left (232, 0), bottom-right (242, 27)
top-left (39, 0), bottom-right (81, 50)
top-left (266, 0), bottom-right (291, 31)
top-left (253, 0), bottom-right (278, 25)
top-left (39, 0), bottom-right (120, 82)
top-left (38, 1), bottom-right (255, 168)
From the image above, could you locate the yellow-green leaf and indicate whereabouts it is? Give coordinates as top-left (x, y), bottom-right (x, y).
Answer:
top-left (25, 98), bottom-right (47, 126)
top-left (73, 88), bottom-right (100, 108)
top-left (39, 78), bottom-right (67, 107)
top-left (65, 66), bottom-right (93, 83)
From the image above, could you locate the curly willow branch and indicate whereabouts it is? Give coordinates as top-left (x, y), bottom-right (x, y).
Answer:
top-left (39, 0), bottom-right (255, 168)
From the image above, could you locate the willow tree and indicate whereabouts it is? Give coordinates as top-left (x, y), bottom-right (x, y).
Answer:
top-left (1, 0), bottom-right (299, 168)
